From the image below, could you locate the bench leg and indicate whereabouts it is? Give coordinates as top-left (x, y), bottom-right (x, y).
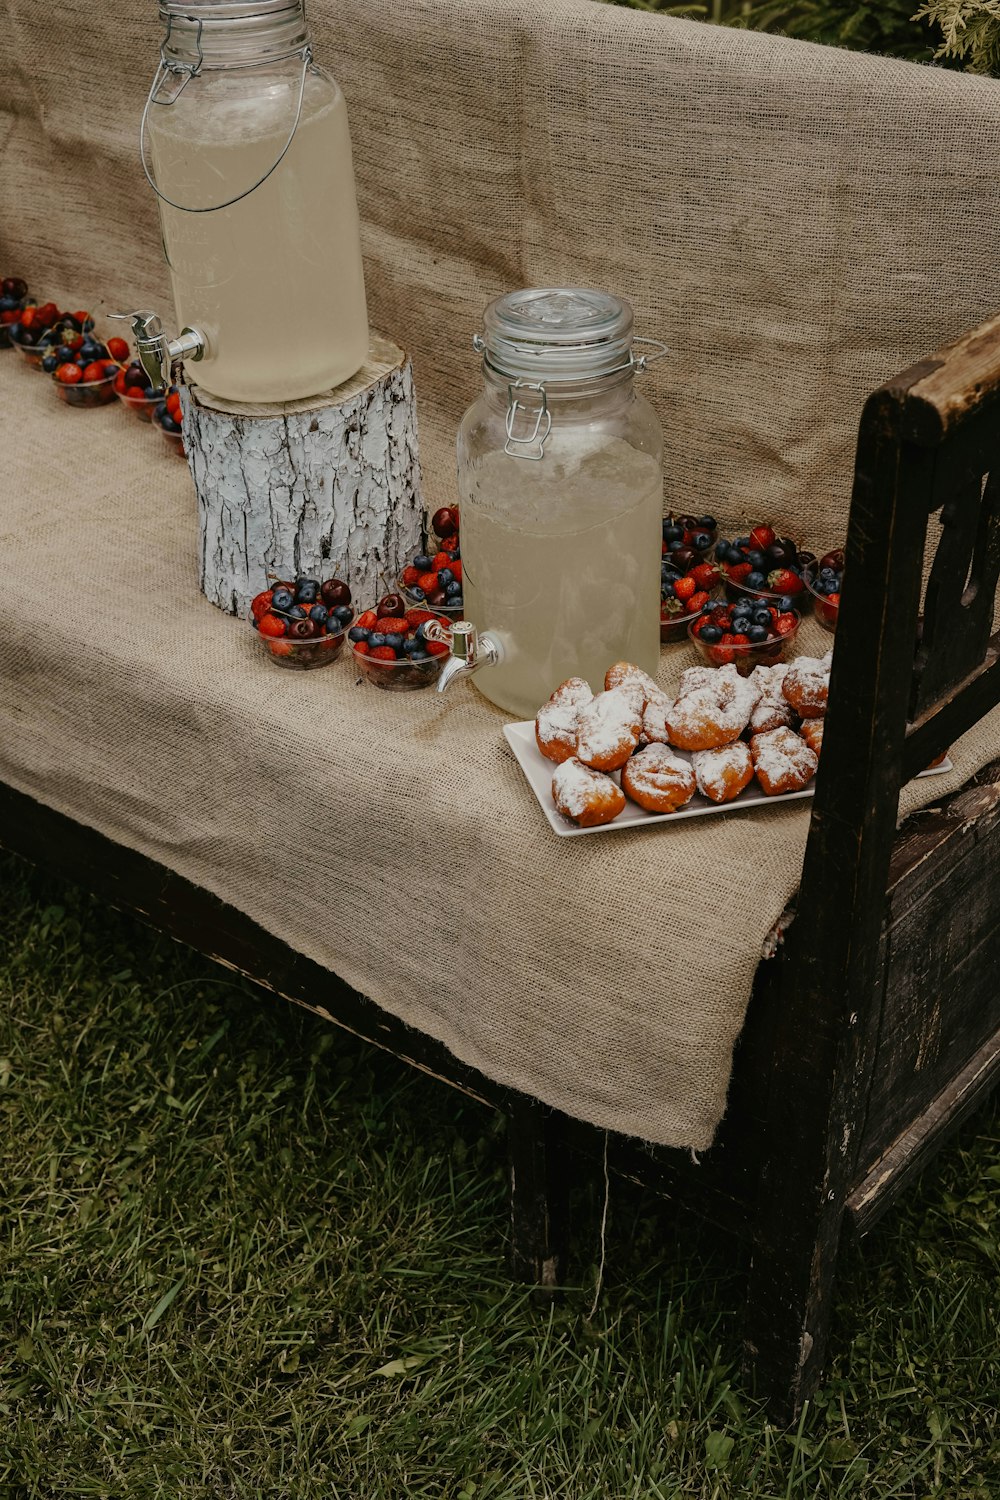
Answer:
top-left (507, 1097), bottom-right (571, 1289)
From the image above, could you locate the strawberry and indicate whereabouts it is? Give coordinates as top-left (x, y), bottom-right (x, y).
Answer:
top-left (749, 524), bottom-right (776, 551)
top-left (401, 565), bottom-right (421, 586)
top-left (353, 640), bottom-right (371, 656)
top-left (432, 551), bottom-right (452, 571)
top-left (826, 592), bottom-right (840, 607)
top-left (727, 561), bottom-right (753, 583)
top-left (660, 597), bottom-right (684, 618)
top-left (417, 571), bottom-right (440, 595)
top-left (767, 568), bottom-right (804, 595)
top-left (687, 590), bottom-right (710, 613)
top-left (369, 645), bottom-right (398, 661)
top-left (355, 609), bottom-right (379, 630)
top-left (107, 335), bottom-right (130, 363)
top-left (426, 640), bottom-right (449, 658)
top-left (376, 616), bottom-right (408, 634)
top-left (250, 589), bottom-right (274, 620)
top-left (690, 562), bottom-right (719, 591)
top-left (730, 632), bottom-right (750, 646)
top-left (258, 613), bottom-right (286, 638)
top-left (674, 575), bottom-right (696, 602)
top-left (405, 607), bottom-right (437, 626)
top-left (449, 559), bottom-right (462, 583)
top-left (711, 644), bottom-right (735, 666)
top-left (774, 612), bottom-right (798, 636)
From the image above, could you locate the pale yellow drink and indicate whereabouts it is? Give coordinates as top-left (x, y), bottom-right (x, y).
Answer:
top-left (147, 72), bottom-right (368, 403)
top-left (459, 433), bottom-right (662, 718)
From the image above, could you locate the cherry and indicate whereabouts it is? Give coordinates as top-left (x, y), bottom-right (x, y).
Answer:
top-left (765, 541), bottom-right (793, 566)
top-left (820, 549), bottom-right (845, 572)
top-left (672, 546), bottom-right (697, 570)
top-left (427, 587), bottom-right (448, 605)
top-left (2, 277), bottom-right (27, 300)
top-left (376, 592), bottom-right (405, 617)
top-left (432, 506), bottom-right (459, 538)
top-left (320, 577), bottom-right (351, 608)
top-left (676, 514), bottom-right (698, 533)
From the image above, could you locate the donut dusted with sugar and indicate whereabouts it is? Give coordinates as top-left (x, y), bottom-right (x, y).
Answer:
top-left (748, 663), bottom-right (796, 734)
top-left (782, 651), bottom-right (833, 718)
top-left (535, 676), bottom-right (594, 764)
top-left (666, 663), bottom-right (761, 751)
top-left (750, 726), bottom-right (818, 795)
top-left (551, 757), bottom-right (626, 826)
top-left (692, 741), bottom-right (754, 803)
top-left (621, 744), bottom-right (697, 813)
top-left (575, 686), bottom-right (643, 771)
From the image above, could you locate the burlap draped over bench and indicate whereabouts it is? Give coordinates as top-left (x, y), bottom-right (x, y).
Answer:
top-left (2, 0), bottom-right (1000, 1148)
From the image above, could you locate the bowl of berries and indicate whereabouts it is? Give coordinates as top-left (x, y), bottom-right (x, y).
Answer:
top-left (350, 592), bottom-right (451, 690)
top-left (805, 548), bottom-right (844, 633)
top-left (114, 360), bottom-right (163, 419)
top-left (0, 277), bottom-right (29, 349)
top-left (51, 358), bottom-right (120, 408)
top-left (250, 574), bottom-right (355, 669)
top-left (715, 523), bottom-right (815, 610)
top-left (7, 302), bottom-right (73, 368)
top-left (689, 596), bottom-right (800, 674)
top-left (152, 386), bottom-right (185, 457)
top-left (661, 556), bottom-right (723, 643)
top-left (399, 506), bottom-right (463, 612)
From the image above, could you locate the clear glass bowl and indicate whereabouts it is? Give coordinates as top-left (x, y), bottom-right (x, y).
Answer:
top-left (252, 610), bottom-right (354, 670)
top-left (660, 588), bottom-right (723, 644)
top-left (804, 570), bottom-right (840, 634)
top-left (352, 642), bottom-right (447, 691)
top-left (153, 407), bottom-right (185, 457)
top-left (397, 572), bottom-right (464, 616)
top-left (51, 370), bottom-right (118, 408)
top-left (723, 571), bottom-right (812, 612)
top-left (9, 329), bottom-right (48, 369)
top-left (116, 385), bottom-right (161, 421)
top-left (688, 610), bottom-right (801, 676)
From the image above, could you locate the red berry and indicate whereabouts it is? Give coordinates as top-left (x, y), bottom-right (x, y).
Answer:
top-left (728, 562), bottom-right (753, 583)
top-left (427, 588), bottom-right (448, 605)
top-left (250, 589), bottom-right (274, 620)
top-left (449, 559), bottom-right (462, 583)
top-left (376, 616), bottom-right (408, 634)
top-left (106, 336), bottom-right (130, 362)
top-left (320, 577), bottom-right (352, 608)
top-left (774, 613), bottom-right (798, 637)
top-left (767, 568), bottom-right (804, 595)
top-left (401, 565), bottom-right (421, 586)
top-left (432, 506), bottom-right (459, 538)
top-left (1, 277), bottom-right (27, 300)
top-left (55, 362), bottom-right (82, 384)
top-left (673, 575), bottom-right (696, 602)
top-left (376, 592), bottom-right (404, 617)
top-left (81, 361), bottom-right (106, 383)
top-left (353, 640), bottom-right (371, 656)
top-left (370, 645), bottom-right (398, 661)
top-left (690, 562), bottom-right (719, 591)
top-left (405, 608), bottom-right (436, 627)
top-left (426, 640), bottom-right (449, 658)
top-left (749, 524), bottom-right (776, 551)
top-left (432, 551), bottom-right (452, 571)
top-left (113, 369), bottom-right (127, 395)
top-left (820, 550), bottom-right (845, 572)
top-left (258, 613), bottom-right (286, 638)
top-left (416, 572), bottom-right (439, 595)
top-left (687, 590), bottom-right (710, 613)
top-left (355, 609), bottom-right (379, 630)
top-left (20, 306), bottom-right (37, 328)
top-left (731, 632), bottom-right (749, 646)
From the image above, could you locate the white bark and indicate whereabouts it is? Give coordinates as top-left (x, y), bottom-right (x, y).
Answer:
top-left (184, 335), bottom-right (424, 617)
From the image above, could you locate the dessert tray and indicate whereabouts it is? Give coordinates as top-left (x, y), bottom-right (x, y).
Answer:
top-left (503, 721), bottom-right (952, 838)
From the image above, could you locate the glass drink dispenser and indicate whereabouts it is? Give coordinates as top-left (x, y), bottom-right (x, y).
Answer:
top-left (435, 288), bottom-right (664, 719)
top-left (127, 0), bottom-right (369, 402)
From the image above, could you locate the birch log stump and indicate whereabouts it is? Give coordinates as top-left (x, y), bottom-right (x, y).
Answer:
top-left (184, 335), bottom-right (423, 618)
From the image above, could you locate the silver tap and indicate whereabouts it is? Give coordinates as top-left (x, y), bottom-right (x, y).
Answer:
top-left (110, 309), bottom-right (206, 391)
top-left (423, 619), bottom-right (504, 693)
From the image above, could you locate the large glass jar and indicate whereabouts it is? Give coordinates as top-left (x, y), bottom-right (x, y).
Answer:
top-left (455, 288), bottom-right (664, 718)
top-left (143, 0), bottom-right (368, 402)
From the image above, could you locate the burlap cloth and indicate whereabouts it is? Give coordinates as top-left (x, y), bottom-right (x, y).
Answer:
top-left (2, 0), bottom-right (1000, 1147)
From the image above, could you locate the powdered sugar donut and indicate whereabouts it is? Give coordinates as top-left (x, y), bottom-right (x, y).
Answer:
top-left (535, 677), bottom-right (594, 764)
top-left (604, 661), bottom-right (662, 706)
top-left (750, 726), bottom-right (818, 795)
top-left (621, 744), bottom-right (696, 813)
top-left (691, 741), bottom-right (754, 804)
top-left (551, 758), bottom-right (626, 827)
top-left (576, 686), bottom-right (643, 771)
top-left (782, 651), bottom-right (833, 719)
top-left (666, 664), bottom-right (762, 751)
top-left (748, 663), bottom-right (796, 734)
top-left (799, 718), bottom-right (824, 755)
top-left (677, 664), bottom-right (718, 698)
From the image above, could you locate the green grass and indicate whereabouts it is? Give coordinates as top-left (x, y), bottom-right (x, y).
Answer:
top-left (1, 848), bottom-right (998, 1497)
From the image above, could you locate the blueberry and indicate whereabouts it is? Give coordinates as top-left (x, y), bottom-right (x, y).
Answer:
top-left (777, 595), bottom-right (794, 613)
top-left (413, 553), bottom-right (433, 570)
top-left (333, 604), bottom-right (354, 624)
top-left (747, 625), bottom-right (768, 643)
top-left (368, 632), bottom-right (386, 648)
top-left (700, 624), bottom-right (722, 644)
top-left (41, 354), bottom-right (59, 373)
top-left (446, 581), bottom-right (462, 599)
top-left (287, 604), bottom-right (307, 620)
top-left (384, 632), bottom-right (404, 650)
top-left (697, 514), bottom-right (716, 529)
top-left (0, 295), bottom-right (16, 312)
top-left (403, 639), bottom-right (423, 658)
top-left (747, 550), bottom-right (764, 569)
top-left (669, 539), bottom-right (685, 552)
top-left (309, 603), bottom-right (329, 626)
top-left (450, 547), bottom-right (460, 560)
top-left (409, 586), bottom-right (426, 602)
top-left (753, 608), bottom-right (772, 627)
top-left (745, 571), bottom-right (766, 589)
top-left (438, 567), bottom-right (454, 586)
top-left (408, 646), bottom-right (430, 661)
top-left (348, 625), bottom-right (369, 642)
top-left (56, 345), bottom-right (75, 362)
top-left (161, 412), bottom-right (181, 434)
top-left (661, 580), bottom-right (676, 599)
top-left (271, 587), bottom-right (294, 612)
top-left (295, 578), bottom-right (319, 604)
top-left (727, 546), bottom-right (745, 565)
top-left (692, 531), bottom-right (712, 551)
top-left (663, 524), bottom-right (682, 544)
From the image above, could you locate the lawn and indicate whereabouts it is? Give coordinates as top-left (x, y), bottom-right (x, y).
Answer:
top-left (1, 846), bottom-right (998, 1497)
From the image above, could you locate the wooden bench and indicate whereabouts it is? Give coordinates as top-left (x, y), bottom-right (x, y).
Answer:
top-left (3, 310), bottom-right (999, 1423)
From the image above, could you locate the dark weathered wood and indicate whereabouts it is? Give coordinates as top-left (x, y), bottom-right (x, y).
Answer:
top-left (507, 1099), bottom-right (572, 1289)
top-left (847, 1021), bottom-right (1000, 1237)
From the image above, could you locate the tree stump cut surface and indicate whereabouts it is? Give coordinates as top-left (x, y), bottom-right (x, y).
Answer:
top-left (185, 334), bottom-right (424, 617)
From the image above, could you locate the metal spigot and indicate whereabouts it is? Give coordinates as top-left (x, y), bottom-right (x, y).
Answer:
top-left (423, 619), bottom-right (504, 693)
top-left (110, 309), bottom-right (206, 391)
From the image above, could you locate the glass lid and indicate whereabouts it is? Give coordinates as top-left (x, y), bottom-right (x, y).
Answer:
top-left (478, 288), bottom-right (635, 383)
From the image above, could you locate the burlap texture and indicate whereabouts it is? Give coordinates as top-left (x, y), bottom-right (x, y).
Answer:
top-left (2, 0), bottom-right (1000, 1146)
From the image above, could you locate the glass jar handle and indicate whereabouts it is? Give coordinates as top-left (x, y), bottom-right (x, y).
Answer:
top-left (504, 380), bottom-right (552, 461)
top-left (139, 45), bottom-right (313, 214)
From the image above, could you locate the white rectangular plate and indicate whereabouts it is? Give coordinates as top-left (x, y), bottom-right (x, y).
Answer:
top-left (503, 721), bottom-right (953, 838)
